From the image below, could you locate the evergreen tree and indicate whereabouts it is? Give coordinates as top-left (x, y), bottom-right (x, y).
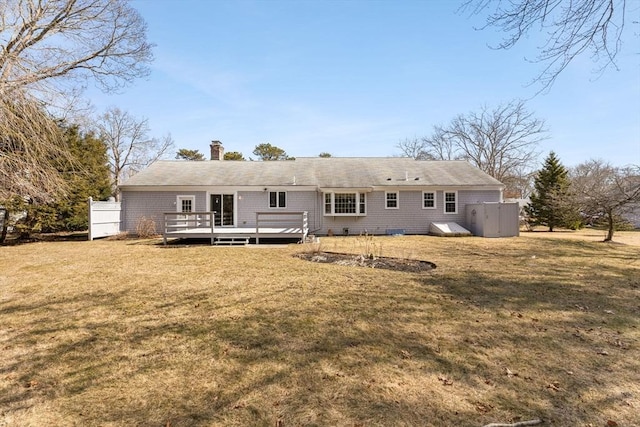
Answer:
top-left (176, 148), bottom-right (205, 161)
top-left (223, 151), bottom-right (245, 161)
top-left (525, 152), bottom-right (575, 231)
top-left (57, 125), bottom-right (112, 231)
top-left (252, 143), bottom-right (293, 161)
top-left (9, 125), bottom-right (112, 235)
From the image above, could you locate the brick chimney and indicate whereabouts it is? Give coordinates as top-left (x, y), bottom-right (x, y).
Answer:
top-left (210, 140), bottom-right (224, 160)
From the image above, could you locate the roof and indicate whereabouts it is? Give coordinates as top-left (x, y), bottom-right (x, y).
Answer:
top-left (120, 157), bottom-right (504, 189)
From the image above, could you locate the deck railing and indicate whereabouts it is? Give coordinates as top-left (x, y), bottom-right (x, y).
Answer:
top-left (255, 211), bottom-right (308, 244)
top-left (162, 211), bottom-right (308, 245)
top-left (163, 212), bottom-right (215, 244)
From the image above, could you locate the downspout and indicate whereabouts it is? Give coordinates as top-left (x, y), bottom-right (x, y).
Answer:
top-left (308, 187), bottom-right (323, 234)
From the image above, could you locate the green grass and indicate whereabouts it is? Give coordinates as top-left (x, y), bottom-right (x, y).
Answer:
top-left (1, 231), bottom-right (639, 426)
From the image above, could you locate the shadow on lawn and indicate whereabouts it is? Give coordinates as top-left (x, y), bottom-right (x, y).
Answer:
top-left (1, 246), bottom-right (638, 425)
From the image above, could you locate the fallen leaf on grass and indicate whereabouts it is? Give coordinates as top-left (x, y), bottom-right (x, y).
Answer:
top-left (505, 368), bottom-right (518, 377)
top-left (475, 402), bottom-right (494, 413)
top-left (438, 376), bottom-right (453, 385)
top-left (546, 382), bottom-right (561, 391)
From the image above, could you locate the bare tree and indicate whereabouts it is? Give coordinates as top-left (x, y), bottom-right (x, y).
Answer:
top-left (96, 107), bottom-right (174, 199)
top-left (0, 0), bottom-right (153, 239)
top-left (421, 127), bottom-right (461, 161)
top-left (0, 91), bottom-right (71, 202)
top-left (397, 137), bottom-right (430, 160)
top-left (571, 159), bottom-right (640, 241)
top-left (462, 0), bottom-right (629, 92)
top-left (421, 100), bottom-right (546, 185)
top-left (0, 0), bottom-right (153, 97)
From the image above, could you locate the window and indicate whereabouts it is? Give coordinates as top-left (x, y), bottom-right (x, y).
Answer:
top-left (385, 192), bottom-right (399, 209)
top-left (422, 191), bottom-right (435, 209)
top-left (324, 192), bottom-right (366, 216)
top-left (177, 195), bottom-right (195, 213)
top-left (444, 191), bottom-right (457, 214)
top-left (335, 193), bottom-right (356, 214)
top-left (176, 195), bottom-right (196, 226)
top-left (269, 191), bottom-right (286, 208)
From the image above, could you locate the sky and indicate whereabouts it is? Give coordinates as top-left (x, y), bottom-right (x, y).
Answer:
top-left (86, 0), bottom-right (640, 168)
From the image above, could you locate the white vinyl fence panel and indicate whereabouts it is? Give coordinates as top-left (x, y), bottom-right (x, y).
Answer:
top-left (88, 197), bottom-right (121, 240)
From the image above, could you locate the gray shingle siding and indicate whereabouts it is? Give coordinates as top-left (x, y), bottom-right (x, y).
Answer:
top-left (121, 191), bottom-right (207, 233)
top-left (314, 189), bottom-right (501, 235)
top-left (120, 188), bottom-right (501, 235)
top-left (236, 190), bottom-right (319, 228)
top-left (119, 158), bottom-right (505, 236)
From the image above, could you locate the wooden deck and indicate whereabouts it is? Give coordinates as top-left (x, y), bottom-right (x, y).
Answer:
top-left (163, 211), bottom-right (308, 245)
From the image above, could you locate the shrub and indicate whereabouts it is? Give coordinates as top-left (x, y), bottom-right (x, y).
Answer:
top-left (135, 216), bottom-right (157, 238)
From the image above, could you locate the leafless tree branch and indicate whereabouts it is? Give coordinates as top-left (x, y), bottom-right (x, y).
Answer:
top-left (0, 0), bottom-right (153, 98)
top-left (461, 0), bottom-right (628, 93)
top-left (571, 159), bottom-right (640, 240)
top-left (421, 100), bottom-right (546, 185)
top-left (96, 107), bottom-right (174, 199)
top-left (0, 90), bottom-right (72, 202)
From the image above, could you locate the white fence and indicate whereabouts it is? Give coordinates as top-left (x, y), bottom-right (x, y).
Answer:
top-left (88, 197), bottom-right (122, 240)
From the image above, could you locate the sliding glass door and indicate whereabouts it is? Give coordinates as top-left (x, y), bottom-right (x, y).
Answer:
top-left (210, 194), bottom-right (234, 226)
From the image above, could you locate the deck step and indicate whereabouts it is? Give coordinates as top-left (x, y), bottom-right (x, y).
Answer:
top-left (214, 236), bottom-right (249, 246)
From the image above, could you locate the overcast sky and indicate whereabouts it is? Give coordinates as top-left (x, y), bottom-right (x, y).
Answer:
top-left (86, 0), bottom-right (640, 168)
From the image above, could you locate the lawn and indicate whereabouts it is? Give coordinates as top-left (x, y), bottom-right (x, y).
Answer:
top-left (1, 230), bottom-right (639, 426)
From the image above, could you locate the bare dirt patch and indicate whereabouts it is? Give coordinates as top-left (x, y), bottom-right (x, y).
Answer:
top-left (295, 251), bottom-right (436, 273)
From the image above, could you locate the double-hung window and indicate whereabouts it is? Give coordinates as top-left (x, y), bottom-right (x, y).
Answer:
top-left (422, 191), bottom-right (436, 209)
top-left (324, 192), bottom-right (366, 216)
top-left (385, 191), bottom-right (399, 209)
top-left (444, 191), bottom-right (457, 214)
top-left (269, 191), bottom-right (286, 208)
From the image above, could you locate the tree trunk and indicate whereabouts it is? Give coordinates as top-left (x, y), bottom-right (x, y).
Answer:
top-left (604, 211), bottom-right (614, 242)
top-left (0, 208), bottom-right (8, 244)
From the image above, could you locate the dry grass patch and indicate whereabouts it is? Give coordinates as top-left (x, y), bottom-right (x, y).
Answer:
top-left (1, 230), bottom-right (639, 426)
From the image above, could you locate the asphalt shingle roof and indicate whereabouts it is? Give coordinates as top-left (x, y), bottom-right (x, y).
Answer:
top-left (120, 158), bottom-right (504, 189)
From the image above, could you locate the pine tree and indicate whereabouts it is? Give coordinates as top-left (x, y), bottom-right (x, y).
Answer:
top-left (57, 125), bottom-right (112, 231)
top-left (525, 152), bottom-right (575, 231)
top-left (11, 125), bottom-right (112, 235)
top-left (176, 148), bottom-right (205, 161)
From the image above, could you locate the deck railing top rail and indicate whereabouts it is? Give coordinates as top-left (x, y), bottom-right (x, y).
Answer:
top-left (163, 212), bottom-right (215, 244)
top-left (255, 211), bottom-right (308, 243)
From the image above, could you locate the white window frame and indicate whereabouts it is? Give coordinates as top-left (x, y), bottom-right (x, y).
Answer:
top-left (176, 195), bottom-right (195, 213)
top-left (269, 191), bottom-right (287, 209)
top-left (444, 191), bottom-right (458, 214)
top-left (422, 191), bottom-right (436, 210)
top-left (385, 191), bottom-right (399, 209)
top-left (323, 192), bottom-right (367, 216)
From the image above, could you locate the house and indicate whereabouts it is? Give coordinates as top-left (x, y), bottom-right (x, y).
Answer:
top-left (118, 142), bottom-right (516, 242)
